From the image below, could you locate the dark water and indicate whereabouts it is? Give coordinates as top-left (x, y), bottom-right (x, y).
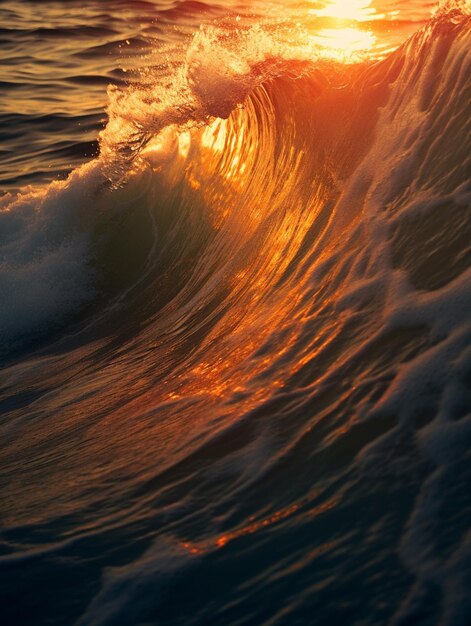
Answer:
top-left (1, 1), bottom-right (471, 625)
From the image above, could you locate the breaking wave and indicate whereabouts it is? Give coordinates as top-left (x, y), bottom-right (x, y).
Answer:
top-left (1, 4), bottom-right (471, 626)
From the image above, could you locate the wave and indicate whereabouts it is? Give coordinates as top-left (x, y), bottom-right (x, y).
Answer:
top-left (1, 4), bottom-right (471, 624)
top-left (1, 5), bottom-right (469, 352)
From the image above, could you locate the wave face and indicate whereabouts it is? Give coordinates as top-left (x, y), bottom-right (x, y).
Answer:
top-left (1, 2), bottom-right (471, 625)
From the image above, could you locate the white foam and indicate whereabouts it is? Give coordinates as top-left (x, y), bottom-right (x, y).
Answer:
top-left (0, 161), bottom-right (104, 348)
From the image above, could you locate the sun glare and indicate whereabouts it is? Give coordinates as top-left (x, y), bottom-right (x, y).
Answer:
top-left (310, 0), bottom-right (379, 21)
top-left (310, 27), bottom-right (377, 61)
top-left (307, 0), bottom-right (397, 61)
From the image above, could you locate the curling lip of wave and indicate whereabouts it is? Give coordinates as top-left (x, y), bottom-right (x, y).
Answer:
top-left (98, 1), bottom-right (471, 180)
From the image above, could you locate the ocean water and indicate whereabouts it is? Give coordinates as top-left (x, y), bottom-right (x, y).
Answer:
top-left (1, 1), bottom-right (471, 624)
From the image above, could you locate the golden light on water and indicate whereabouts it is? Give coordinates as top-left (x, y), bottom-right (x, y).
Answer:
top-left (310, 27), bottom-right (377, 61)
top-left (308, 0), bottom-right (399, 61)
top-left (311, 0), bottom-right (376, 21)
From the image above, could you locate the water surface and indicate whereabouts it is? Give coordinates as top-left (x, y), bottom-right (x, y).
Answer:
top-left (1, 1), bottom-right (471, 625)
